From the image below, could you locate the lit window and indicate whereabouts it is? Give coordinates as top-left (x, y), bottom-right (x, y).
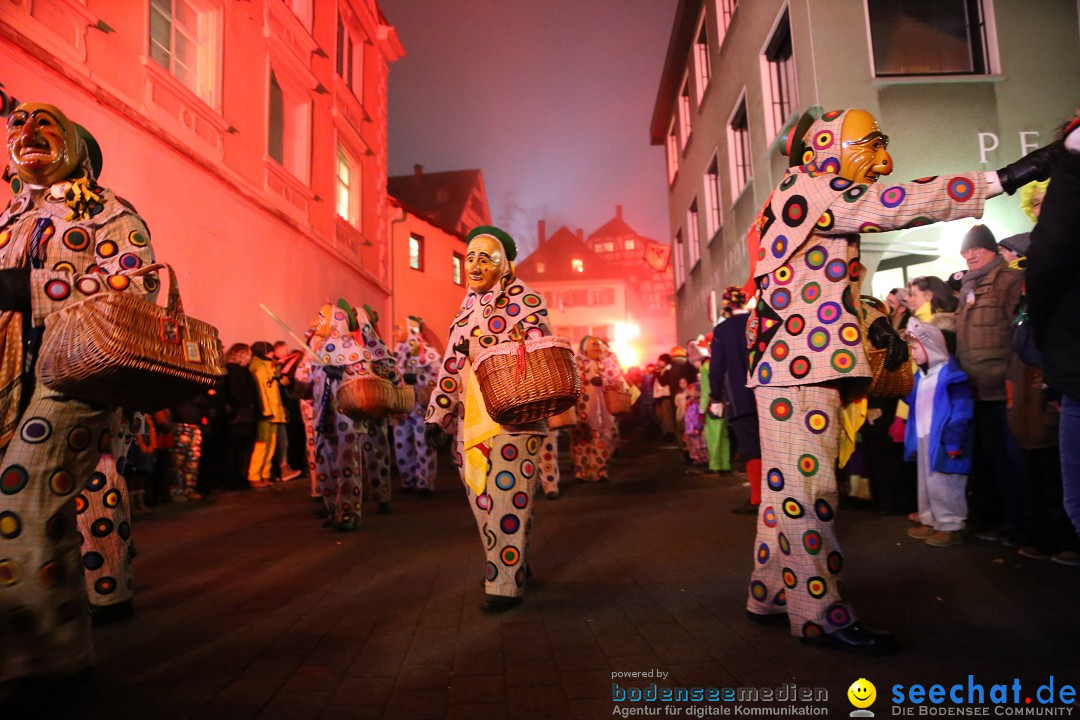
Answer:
top-left (625, 239), bottom-right (636, 251)
top-left (452, 252), bottom-right (464, 285)
top-left (728, 96), bottom-right (752, 197)
top-left (716, 0), bottom-right (738, 47)
top-left (336, 145), bottom-right (360, 224)
top-left (409, 234), bottom-right (424, 271)
top-left (149, 0), bottom-right (222, 107)
top-left (666, 118), bottom-right (679, 184)
top-left (678, 75), bottom-right (692, 149)
top-left (694, 9), bottom-right (711, 104)
top-left (336, 12), bottom-right (365, 99)
top-left (763, 8), bottom-right (797, 140)
top-left (268, 69), bottom-right (312, 182)
top-left (596, 241), bottom-right (615, 253)
top-left (674, 231), bottom-right (685, 288)
top-left (537, 262), bottom-right (546, 273)
top-left (572, 259), bottom-right (584, 273)
top-left (868, 0), bottom-right (992, 76)
top-left (687, 200), bottom-right (700, 268)
top-left (704, 155), bottom-right (722, 240)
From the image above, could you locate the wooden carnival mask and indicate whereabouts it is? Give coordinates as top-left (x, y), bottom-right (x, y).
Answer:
top-left (465, 234), bottom-right (506, 293)
top-left (6, 102), bottom-right (81, 187)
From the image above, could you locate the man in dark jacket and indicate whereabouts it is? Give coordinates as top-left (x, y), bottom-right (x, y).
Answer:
top-left (1028, 114), bottom-right (1080, 538)
top-left (954, 224), bottom-right (1025, 540)
top-left (709, 286), bottom-right (761, 514)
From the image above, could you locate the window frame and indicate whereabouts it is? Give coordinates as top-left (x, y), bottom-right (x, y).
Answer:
top-left (693, 7), bottom-right (712, 105)
top-left (409, 233), bottom-right (425, 272)
top-left (266, 66), bottom-right (312, 184)
top-left (760, 5), bottom-right (797, 142)
top-left (336, 10), bottom-right (366, 101)
top-left (687, 199), bottom-right (701, 270)
top-left (666, 116), bottom-right (680, 185)
top-left (715, 0), bottom-right (739, 50)
top-left (674, 230), bottom-right (686, 289)
top-left (678, 72), bottom-right (693, 151)
top-left (727, 91), bottom-right (753, 201)
top-left (452, 251), bottom-right (464, 286)
top-left (704, 153), bottom-right (723, 243)
top-left (863, 0), bottom-right (998, 78)
top-left (335, 142), bottom-right (361, 225)
top-left (148, 0), bottom-right (223, 110)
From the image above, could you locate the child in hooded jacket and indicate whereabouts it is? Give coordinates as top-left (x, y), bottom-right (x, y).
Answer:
top-left (902, 318), bottom-right (975, 547)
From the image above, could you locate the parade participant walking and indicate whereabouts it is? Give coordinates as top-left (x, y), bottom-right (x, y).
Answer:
top-left (743, 107), bottom-right (1054, 654)
top-left (571, 336), bottom-right (629, 482)
top-left (0, 103), bottom-right (157, 695)
top-left (709, 286), bottom-right (760, 513)
top-left (308, 301), bottom-right (398, 531)
top-left (393, 316), bottom-right (440, 494)
top-left (425, 226), bottom-right (552, 613)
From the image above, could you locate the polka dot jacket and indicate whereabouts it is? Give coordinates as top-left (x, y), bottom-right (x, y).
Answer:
top-left (747, 109), bottom-right (988, 389)
top-left (0, 182), bottom-right (157, 327)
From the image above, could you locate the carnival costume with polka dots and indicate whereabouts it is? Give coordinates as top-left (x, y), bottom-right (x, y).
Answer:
top-left (571, 340), bottom-right (628, 482)
top-left (745, 109), bottom-right (989, 637)
top-left (309, 303), bottom-right (399, 527)
top-left (426, 246), bottom-right (551, 598)
top-left (392, 332), bottom-right (441, 492)
top-left (0, 133), bottom-right (157, 683)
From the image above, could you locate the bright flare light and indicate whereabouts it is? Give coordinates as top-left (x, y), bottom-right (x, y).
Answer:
top-left (611, 322), bottom-right (641, 369)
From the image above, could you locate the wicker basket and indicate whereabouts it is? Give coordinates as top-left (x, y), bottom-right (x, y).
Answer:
top-left (336, 375), bottom-right (397, 420)
top-left (603, 388), bottom-right (633, 416)
top-left (388, 385), bottom-right (416, 415)
top-left (473, 336), bottom-right (580, 425)
top-left (37, 263), bottom-right (226, 411)
top-left (861, 295), bottom-right (914, 399)
top-left (547, 405), bottom-right (578, 429)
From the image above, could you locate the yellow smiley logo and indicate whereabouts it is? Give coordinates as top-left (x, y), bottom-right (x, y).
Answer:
top-left (848, 678), bottom-right (877, 709)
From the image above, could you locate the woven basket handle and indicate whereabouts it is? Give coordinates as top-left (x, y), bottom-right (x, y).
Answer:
top-left (127, 263), bottom-right (185, 321)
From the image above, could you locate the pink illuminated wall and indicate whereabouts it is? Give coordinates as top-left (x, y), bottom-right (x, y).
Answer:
top-left (0, 0), bottom-right (403, 346)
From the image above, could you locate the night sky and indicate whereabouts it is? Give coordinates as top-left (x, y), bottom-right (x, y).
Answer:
top-left (381, 0), bottom-right (678, 259)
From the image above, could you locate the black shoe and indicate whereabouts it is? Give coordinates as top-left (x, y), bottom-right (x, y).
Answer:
top-left (313, 506), bottom-right (330, 519)
top-left (801, 622), bottom-right (897, 655)
top-left (378, 502), bottom-right (392, 515)
top-left (90, 599), bottom-right (135, 628)
top-left (479, 595), bottom-right (522, 614)
top-left (417, 488), bottom-right (434, 497)
top-left (746, 610), bottom-right (788, 625)
top-left (334, 515), bottom-right (360, 532)
top-left (546, 491), bottom-right (559, 500)
top-left (731, 501), bottom-right (760, 515)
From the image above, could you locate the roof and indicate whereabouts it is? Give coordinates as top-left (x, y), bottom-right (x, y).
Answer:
top-left (588, 214), bottom-right (638, 242)
top-left (387, 168), bottom-right (484, 233)
top-left (649, 0), bottom-right (701, 145)
top-left (515, 226), bottom-right (624, 282)
top-left (387, 194), bottom-right (466, 241)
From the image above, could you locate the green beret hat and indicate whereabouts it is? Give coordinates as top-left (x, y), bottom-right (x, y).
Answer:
top-left (466, 225), bottom-right (517, 261)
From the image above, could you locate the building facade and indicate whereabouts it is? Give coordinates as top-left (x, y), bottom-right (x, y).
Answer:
top-left (387, 165), bottom-right (492, 343)
top-left (651, 0), bottom-right (1080, 341)
top-left (1, 0), bottom-right (403, 345)
top-left (516, 209), bottom-right (676, 368)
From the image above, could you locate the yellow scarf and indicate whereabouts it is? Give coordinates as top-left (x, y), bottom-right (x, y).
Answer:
top-left (462, 359), bottom-right (501, 494)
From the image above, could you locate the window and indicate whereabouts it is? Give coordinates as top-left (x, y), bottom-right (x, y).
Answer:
top-left (693, 10), bottom-right (711, 104)
top-left (589, 288), bottom-right (616, 306)
top-left (674, 231), bottom-right (685, 288)
top-left (536, 261), bottom-right (546, 274)
top-left (704, 155), bottom-right (722, 240)
top-left (687, 200), bottom-right (701, 268)
top-left (666, 118), bottom-right (679, 184)
top-left (596, 241), bottom-right (614, 253)
top-left (336, 12), bottom-right (365, 98)
top-left (763, 8), bottom-right (797, 140)
top-left (678, 75), bottom-right (692, 149)
top-left (336, 145), bottom-right (360, 224)
top-left (625, 239), bottom-right (636, 251)
top-left (867, 0), bottom-right (992, 76)
top-left (571, 258), bottom-right (584, 273)
top-left (267, 69), bottom-right (312, 182)
top-left (149, 0), bottom-right (221, 107)
top-left (728, 96), bottom-right (752, 197)
top-left (452, 252), bottom-right (464, 285)
top-left (409, 234), bottom-right (424, 271)
top-left (716, 0), bottom-right (738, 46)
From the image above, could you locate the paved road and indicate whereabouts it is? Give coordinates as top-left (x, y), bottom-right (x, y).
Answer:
top-left (43, 439), bottom-right (1080, 719)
